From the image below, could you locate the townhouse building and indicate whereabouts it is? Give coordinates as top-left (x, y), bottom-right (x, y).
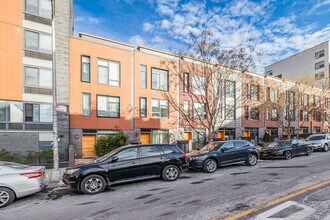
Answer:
top-left (0, 0), bottom-right (72, 159)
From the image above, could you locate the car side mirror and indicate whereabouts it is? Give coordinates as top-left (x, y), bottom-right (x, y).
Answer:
top-left (109, 156), bottom-right (119, 163)
top-left (220, 147), bottom-right (227, 152)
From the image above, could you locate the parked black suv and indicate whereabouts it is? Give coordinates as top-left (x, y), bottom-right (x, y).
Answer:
top-left (62, 144), bottom-right (188, 194)
top-left (187, 140), bottom-right (259, 173)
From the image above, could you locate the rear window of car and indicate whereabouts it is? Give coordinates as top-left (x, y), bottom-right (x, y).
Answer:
top-left (0, 161), bottom-right (29, 169)
top-left (161, 145), bottom-right (182, 154)
top-left (308, 135), bottom-right (325, 141)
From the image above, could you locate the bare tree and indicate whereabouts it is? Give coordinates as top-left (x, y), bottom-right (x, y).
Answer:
top-left (160, 30), bottom-right (260, 143)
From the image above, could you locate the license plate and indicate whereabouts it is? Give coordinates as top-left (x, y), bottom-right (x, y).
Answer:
top-left (262, 153), bottom-right (268, 157)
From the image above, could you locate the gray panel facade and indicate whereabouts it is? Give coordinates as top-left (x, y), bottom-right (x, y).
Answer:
top-left (0, 132), bottom-right (39, 155)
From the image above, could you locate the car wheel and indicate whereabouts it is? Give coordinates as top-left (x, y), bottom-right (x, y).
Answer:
top-left (284, 151), bottom-right (292, 160)
top-left (306, 147), bottom-right (312, 156)
top-left (324, 144), bottom-right (329, 152)
top-left (203, 159), bottom-right (217, 173)
top-left (246, 154), bottom-right (258, 166)
top-left (0, 187), bottom-right (15, 208)
top-left (162, 165), bottom-right (180, 181)
top-left (80, 174), bottom-right (106, 195)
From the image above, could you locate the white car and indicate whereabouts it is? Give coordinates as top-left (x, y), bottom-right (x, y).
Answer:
top-left (0, 161), bottom-right (48, 208)
top-left (307, 134), bottom-right (330, 152)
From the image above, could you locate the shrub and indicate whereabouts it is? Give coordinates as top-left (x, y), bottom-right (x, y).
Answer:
top-left (0, 149), bottom-right (20, 162)
top-left (95, 129), bottom-right (129, 157)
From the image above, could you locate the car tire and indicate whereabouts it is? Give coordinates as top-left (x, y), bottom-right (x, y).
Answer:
top-left (306, 147), bottom-right (312, 156)
top-left (203, 159), bottom-right (217, 173)
top-left (284, 151), bottom-right (292, 160)
top-left (0, 187), bottom-right (15, 208)
top-left (162, 165), bottom-right (180, 181)
top-left (246, 154), bottom-right (258, 166)
top-left (80, 174), bottom-right (106, 195)
top-left (324, 144), bottom-right (329, 152)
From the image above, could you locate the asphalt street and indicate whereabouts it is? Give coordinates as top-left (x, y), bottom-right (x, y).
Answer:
top-left (1, 151), bottom-right (330, 220)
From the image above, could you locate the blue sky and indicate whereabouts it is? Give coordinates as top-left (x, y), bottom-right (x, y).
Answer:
top-left (74, 0), bottom-right (330, 72)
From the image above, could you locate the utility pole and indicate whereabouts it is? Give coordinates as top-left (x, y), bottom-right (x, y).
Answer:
top-left (51, 0), bottom-right (61, 182)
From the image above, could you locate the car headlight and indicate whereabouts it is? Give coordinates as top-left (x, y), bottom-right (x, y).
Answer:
top-left (192, 155), bottom-right (207, 160)
top-left (65, 168), bottom-right (79, 175)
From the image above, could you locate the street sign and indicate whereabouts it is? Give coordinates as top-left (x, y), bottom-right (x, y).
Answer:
top-left (56, 104), bottom-right (67, 113)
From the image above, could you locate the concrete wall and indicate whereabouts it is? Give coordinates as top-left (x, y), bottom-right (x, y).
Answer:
top-left (0, 132), bottom-right (39, 155)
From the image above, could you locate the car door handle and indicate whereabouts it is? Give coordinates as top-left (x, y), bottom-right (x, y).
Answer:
top-left (131, 161), bottom-right (136, 164)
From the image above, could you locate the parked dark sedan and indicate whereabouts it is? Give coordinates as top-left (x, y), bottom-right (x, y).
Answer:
top-left (187, 140), bottom-right (259, 173)
top-left (260, 139), bottom-right (312, 160)
top-left (63, 144), bottom-right (188, 194)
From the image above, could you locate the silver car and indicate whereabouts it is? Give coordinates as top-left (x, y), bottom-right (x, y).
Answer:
top-left (0, 161), bottom-right (48, 208)
top-left (307, 134), bottom-right (330, 152)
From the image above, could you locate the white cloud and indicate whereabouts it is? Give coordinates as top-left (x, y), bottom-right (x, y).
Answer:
top-left (143, 22), bottom-right (154, 32)
top-left (129, 35), bottom-right (145, 46)
top-left (161, 19), bottom-right (171, 29)
top-left (75, 16), bottom-right (104, 25)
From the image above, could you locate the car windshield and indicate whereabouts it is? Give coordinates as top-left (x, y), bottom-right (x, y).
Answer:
top-left (199, 142), bottom-right (224, 152)
top-left (0, 161), bottom-right (30, 169)
top-left (96, 147), bottom-right (124, 162)
top-left (308, 135), bottom-right (326, 141)
top-left (266, 140), bottom-right (292, 148)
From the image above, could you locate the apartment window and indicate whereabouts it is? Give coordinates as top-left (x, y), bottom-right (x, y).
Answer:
top-left (270, 88), bottom-right (278, 103)
top-left (24, 103), bottom-right (52, 122)
top-left (244, 106), bottom-right (249, 119)
top-left (300, 110), bottom-right (308, 121)
top-left (25, 66), bottom-right (52, 88)
top-left (315, 61), bottom-right (325, 70)
top-left (250, 85), bottom-right (259, 101)
top-left (271, 108), bottom-right (278, 121)
top-left (98, 59), bottom-right (120, 86)
top-left (152, 99), bottom-right (168, 118)
top-left (315, 111), bottom-right (321, 122)
top-left (225, 81), bottom-right (235, 98)
top-left (184, 73), bottom-right (189, 93)
top-left (315, 72), bottom-right (325, 80)
top-left (0, 101), bottom-right (8, 122)
top-left (152, 130), bottom-right (169, 144)
top-left (25, 30), bottom-right (52, 54)
top-left (193, 103), bottom-right (206, 119)
top-left (25, 0), bottom-right (52, 18)
top-left (183, 101), bottom-right (189, 117)
top-left (326, 112), bottom-right (330, 121)
top-left (302, 127), bottom-right (309, 134)
top-left (152, 68), bottom-right (168, 91)
top-left (82, 56), bottom-right (90, 82)
top-left (315, 96), bottom-right (321, 107)
top-left (97, 96), bottom-right (120, 118)
top-left (192, 75), bottom-right (206, 95)
top-left (244, 84), bottom-right (249, 99)
top-left (266, 70), bottom-right (273, 75)
top-left (303, 94), bottom-right (309, 106)
top-left (315, 126), bottom-right (321, 133)
top-left (225, 105), bottom-right (235, 120)
top-left (315, 50), bottom-right (325, 59)
top-left (140, 98), bottom-right (147, 118)
top-left (250, 107), bottom-right (259, 120)
top-left (140, 65), bottom-right (147, 88)
top-left (326, 98), bottom-right (330, 109)
top-left (266, 107), bottom-right (269, 120)
top-left (82, 93), bottom-right (91, 116)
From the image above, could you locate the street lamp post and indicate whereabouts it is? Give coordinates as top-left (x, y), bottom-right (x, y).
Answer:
top-left (51, 0), bottom-right (61, 182)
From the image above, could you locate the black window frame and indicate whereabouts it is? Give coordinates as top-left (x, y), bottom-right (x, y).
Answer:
top-left (140, 97), bottom-right (147, 118)
top-left (96, 95), bottom-right (120, 118)
top-left (183, 72), bottom-right (189, 93)
top-left (81, 55), bottom-right (91, 83)
top-left (151, 67), bottom-right (169, 91)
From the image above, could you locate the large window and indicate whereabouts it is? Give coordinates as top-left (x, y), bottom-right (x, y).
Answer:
top-left (315, 96), bottom-right (321, 107)
top-left (250, 85), bottom-right (259, 101)
top-left (315, 111), bottom-right (321, 122)
top-left (97, 95), bottom-right (120, 118)
top-left (25, 0), bottom-right (52, 18)
top-left (184, 73), bottom-right (189, 93)
top-left (25, 103), bottom-right (52, 122)
top-left (183, 101), bottom-right (189, 117)
top-left (326, 98), bottom-right (330, 109)
top-left (140, 146), bottom-right (161, 158)
top-left (326, 112), bottom-right (330, 121)
top-left (244, 106), bottom-right (249, 119)
top-left (225, 81), bottom-right (235, 120)
top-left (140, 65), bottom-right (147, 88)
top-left (225, 81), bottom-right (235, 98)
top-left (303, 94), bottom-right (309, 106)
top-left (82, 93), bottom-right (91, 116)
top-left (192, 75), bottom-right (206, 95)
top-left (244, 84), bottom-right (249, 99)
top-left (193, 102), bottom-right (206, 119)
top-left (0, 101), bottom-right (8, 122)
top-left (98, 59), bottom-right (120, 86)
top-left (116, 148), bottom-right (138, 161)
top-left (270, 88), bottom-right (278, 103)
top-left (300, 110), bottom-right (308, 121)
top-left (271, 108), bottom-right (278, 121)
top-left (24, 66), bottom-right (52, 88)
top-left (250, 107), bottom-right (259, 120)
top-left (152, 130), bottom-right (169, 144)
top-left (152, 99), bottom-right (168, 118)
top-left (25, 30), bottom-right (52, 54)
top-left (140, 97), bottom-right (147, 118)
top-left (315, 72), bottom-right (325, 80)
top-left (315, 61), bottom-right (325, 70)
top-left (82, 56), bottom-right (90, 82)
top-left (152, 68), bottom-right (168, 91)
top-left (315, 50), bottom-right (325, 59)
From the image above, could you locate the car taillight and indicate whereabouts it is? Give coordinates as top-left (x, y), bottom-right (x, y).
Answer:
top-left (182, 153), bottom-right (186, 158)
top-left (20, 172), bottom-right (43, 179)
